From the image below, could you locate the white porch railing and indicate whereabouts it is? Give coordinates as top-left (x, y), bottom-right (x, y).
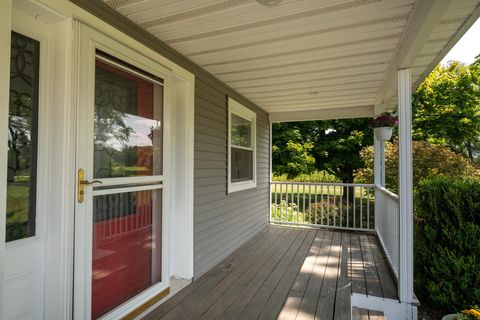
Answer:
top-left (374, 185), bottom-right (400, 281)
top-left (270, 182), bottom-right (375, 231)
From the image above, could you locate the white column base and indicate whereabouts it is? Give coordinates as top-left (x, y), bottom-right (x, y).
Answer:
top-left (351, 293), bottom-right (417, 320)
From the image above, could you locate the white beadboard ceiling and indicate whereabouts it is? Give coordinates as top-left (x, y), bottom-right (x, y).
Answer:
top-left (103, 0), bottom-right (480, 120)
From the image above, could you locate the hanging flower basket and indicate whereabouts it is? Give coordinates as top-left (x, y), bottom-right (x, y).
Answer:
top-left (369, 112), bottom-right (398, 141)
top-left (374, 126), bottom-right (393, 141)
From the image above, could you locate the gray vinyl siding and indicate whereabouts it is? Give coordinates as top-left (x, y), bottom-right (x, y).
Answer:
top-left (194, 79), bottom-right (270, 278)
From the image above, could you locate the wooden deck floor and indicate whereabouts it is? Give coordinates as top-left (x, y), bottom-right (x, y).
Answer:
top-left (144, 226), bottom-right (397, 320)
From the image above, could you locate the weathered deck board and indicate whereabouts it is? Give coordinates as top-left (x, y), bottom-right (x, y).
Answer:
top-left (366, 234), bottom-right (398, 300)
top-left (295, 230), bottom-right (333, 320)
top-left (352, 307), bottom-right (385, 320)
top-left (359, 234), bottom-right (383, 297)
top-left (181, 228), bottom-right (296, 320)
top-left (315, 231), bottom-right (342, 319)
top-left (349, 233), bottom-right (366, 295)
top-left (276, 231), bottom-right (329, 320)
top-left (146, 226), bottom-right (397, 320)
top-left (254, 230), bottom-right (317, 320)
top-left (334, 232), bottom-right (352, 320)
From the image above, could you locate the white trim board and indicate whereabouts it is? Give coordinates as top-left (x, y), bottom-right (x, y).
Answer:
top-left (0, 0), bottom-right (12, 316)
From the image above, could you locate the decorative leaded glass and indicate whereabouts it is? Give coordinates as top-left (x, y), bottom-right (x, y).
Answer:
top-left (6, 32), bottom-right (40, 242)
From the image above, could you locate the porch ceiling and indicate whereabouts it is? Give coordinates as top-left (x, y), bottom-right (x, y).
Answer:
top-left (103, 0), bottom-right (480, 121)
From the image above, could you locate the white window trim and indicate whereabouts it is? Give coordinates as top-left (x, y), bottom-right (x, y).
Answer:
top-left (228, 97), bottom-right (257, 193)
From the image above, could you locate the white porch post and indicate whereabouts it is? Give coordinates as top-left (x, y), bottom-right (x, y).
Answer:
top-left (398, 68), bottom-right (415, 319)
top-left (374, 137), bottom-right (382, 186)
top-left (269, 118), bottom-right (273, 223)
top-left (374, 137), bottom-right (385, 187)
top-left (373, 132), bottom-right (384, 233)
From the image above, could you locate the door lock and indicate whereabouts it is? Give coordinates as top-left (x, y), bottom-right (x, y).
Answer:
top-left (77, 169), bottom-right (103, 203)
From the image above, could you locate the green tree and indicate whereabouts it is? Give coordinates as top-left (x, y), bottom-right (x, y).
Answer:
top-left (412, 60), bottom-right (480, 162)
top-left (272, 118), bottom-right (373, 183)
top-left (272, 126), bottom-right (315, 178)
top-left (309, 119), bottom-right (373, 183)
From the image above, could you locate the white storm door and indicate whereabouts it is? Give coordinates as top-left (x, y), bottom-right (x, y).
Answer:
top-left (73, 25), bottom-right (171, 320)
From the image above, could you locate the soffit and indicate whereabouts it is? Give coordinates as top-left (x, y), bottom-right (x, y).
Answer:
top-left (102, 0), bottom-right (480, 119)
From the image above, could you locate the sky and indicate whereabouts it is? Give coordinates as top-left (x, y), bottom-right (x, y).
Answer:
top-left (441, 17), bottom-right (480, 65)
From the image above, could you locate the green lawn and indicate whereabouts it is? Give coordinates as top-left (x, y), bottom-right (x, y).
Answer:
top-left (7, 184), bottom-right (30, 223)
top-left (6, 183), bottom-right (31, 241)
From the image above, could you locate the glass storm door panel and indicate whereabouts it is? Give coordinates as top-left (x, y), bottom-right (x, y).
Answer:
top-left (90, 53), bottom-right (164, 319)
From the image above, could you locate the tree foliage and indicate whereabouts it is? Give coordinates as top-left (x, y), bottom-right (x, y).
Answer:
top-left (412, 59), bottom-right (480, 161)
top-left (272, 126), bottom-right (315, 178)
top-left (355, 140), bottom-right (480, 192)
top-left (272, 119), bottom-right (373, 181)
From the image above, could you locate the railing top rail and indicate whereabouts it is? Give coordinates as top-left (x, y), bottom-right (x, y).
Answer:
top-left (270, 181), bottom-right (374, 187)
top-left (375, 185), bottom-right (399, 202)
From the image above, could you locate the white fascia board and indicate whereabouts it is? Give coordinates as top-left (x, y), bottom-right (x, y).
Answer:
top-left (413, 4), bottom-right (480, 89)
top-left (269, 105), bottom-right (374, 122)
top-left (375, 0), bottom-right (452, 109)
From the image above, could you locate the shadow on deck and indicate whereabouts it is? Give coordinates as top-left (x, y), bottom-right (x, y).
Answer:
top-left (145, 226), bottom-right (397, 320)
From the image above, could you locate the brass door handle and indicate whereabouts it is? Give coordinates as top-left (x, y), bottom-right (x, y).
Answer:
top-left (77, 169), bottom-right (103, 203)
top-left (80, 180), bottom-right (103, 185)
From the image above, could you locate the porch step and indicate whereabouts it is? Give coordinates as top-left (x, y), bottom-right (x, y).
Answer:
top-left (352, 307), bottom-right (385, 320)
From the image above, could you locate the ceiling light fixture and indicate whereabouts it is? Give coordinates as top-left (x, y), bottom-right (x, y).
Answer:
top-left (257, 0), bottom-right (283, 6)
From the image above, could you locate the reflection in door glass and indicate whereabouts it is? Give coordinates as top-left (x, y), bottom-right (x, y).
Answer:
top-left (92, 189), bottom-right (162, 319)
top-left (6, 32), bottom-right (40, 242)
top-left (94, 56), bottom-right (163, 178)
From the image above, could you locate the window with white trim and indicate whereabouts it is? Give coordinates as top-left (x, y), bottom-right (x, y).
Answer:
top-left (228, 98), bottom-right (256, 193)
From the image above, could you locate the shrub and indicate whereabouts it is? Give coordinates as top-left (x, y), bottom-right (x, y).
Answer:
top-left (304, 198), bottom-right (340, 225)
top-left (271, 201), bottom-right (304, 222)
top-left (414, 177), bottom-right (480, 313)
top-left (355, 140), bottom-right (480, 192)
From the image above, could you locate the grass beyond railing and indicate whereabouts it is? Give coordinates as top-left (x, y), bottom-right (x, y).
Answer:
top-left (270, 181), bottom-right (375, 230)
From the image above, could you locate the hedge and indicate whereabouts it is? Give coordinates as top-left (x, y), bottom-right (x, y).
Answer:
top-left (414, 176), bottom-right (480, 313)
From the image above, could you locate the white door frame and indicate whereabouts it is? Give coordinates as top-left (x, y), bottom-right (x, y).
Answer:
top-left (73, 22), bottom-right (173, 320)
top-left (1, 2), bottom-right (195, 317)
top-left (2, 7), bottom-right (56, 320)
top-left (0, 0), bottom-right (10, 313)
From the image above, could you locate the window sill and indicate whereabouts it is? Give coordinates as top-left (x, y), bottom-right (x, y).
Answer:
top-left (228, 180), bottom-right (256, 193)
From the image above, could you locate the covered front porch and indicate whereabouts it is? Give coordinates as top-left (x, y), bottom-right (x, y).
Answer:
top-left (1, 0), bottom-right (479, 319)
top-left (145, 225), bottom-right (396, 320)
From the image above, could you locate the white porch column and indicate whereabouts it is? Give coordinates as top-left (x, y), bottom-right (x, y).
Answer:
top-left (373, 125), bottom-right (385, 232)
top-left (269, 118), bottom-right (273, 223)
top-left (374, 137), bottom-right (381, 186)
top-left (398, 68), bottom-right (415, 318)
top-left (374, 137), bottom-right (385, 187)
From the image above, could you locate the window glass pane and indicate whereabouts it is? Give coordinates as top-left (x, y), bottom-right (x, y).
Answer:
top-left (6, 32), bottom-right (40, 242)
top-left (92, 189), bottom-right (162, 319)
top-left (231, 114), bottom-right (251, 148)
top-left (94, 58), bottom-right (163, 179)
top-left (231, 147), bottom-right (253, 182)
